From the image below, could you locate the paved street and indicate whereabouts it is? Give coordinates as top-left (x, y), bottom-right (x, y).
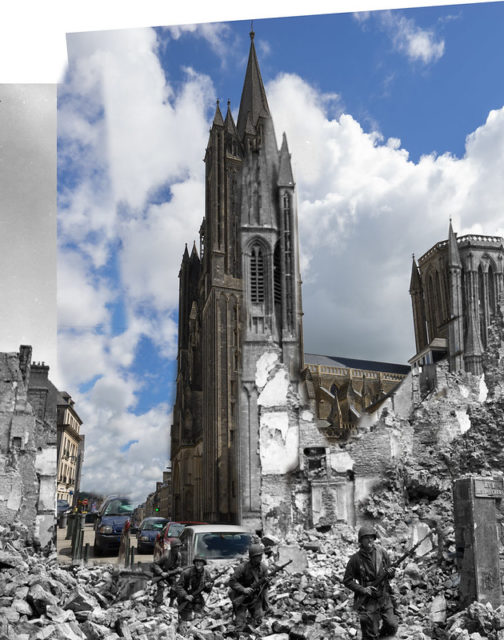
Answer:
top-left (57, 521), bottom-right (154, 567)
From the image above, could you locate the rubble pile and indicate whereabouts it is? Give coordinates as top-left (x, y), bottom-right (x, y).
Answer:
top-left (3, 334), bottom-right (504, 638)
top-left (0, 523), bottom-right (179, 640)
top-left (0, 515), bottom-right (466, 640)
top-left (176, 519), bottom-right (471, 639)
top-left (0, 510), bottom-right (502, 639)
top-left (443, 400), bottom-right (504, 477)
top-left (445, 602), bottom-right (504, 640)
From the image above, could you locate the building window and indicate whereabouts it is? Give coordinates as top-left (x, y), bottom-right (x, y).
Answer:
top-left (250, 245), bottom-right (265, 304)
top-left (274, 243), bottom-right (282, 305)
top-left (489, 265), bottom-right (496, 315)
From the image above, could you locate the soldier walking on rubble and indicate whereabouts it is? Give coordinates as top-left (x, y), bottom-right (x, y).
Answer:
top-left (228, 543), bottom-right (270, 631)
top-left (152, 538), bottom-right (183, 607)
top-left (175, 556), bottom-right (213, 624)
top-left (343, 525), bottom-right (399, 639)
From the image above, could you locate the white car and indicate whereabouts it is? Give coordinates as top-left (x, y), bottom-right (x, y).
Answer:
top-left (178, 524), bottom-right (255, 566)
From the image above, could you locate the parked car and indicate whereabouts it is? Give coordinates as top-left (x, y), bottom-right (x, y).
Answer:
top-left (178, 524), bottom-right (255, 566)
top-left (93, 496), bottom-right (134, 556)
top-left (152, 520), bottom-right (206, 561)
top-left (57, 499), bottom-right (71, 515)
top-left (135, 517), bottom-right (168, 554)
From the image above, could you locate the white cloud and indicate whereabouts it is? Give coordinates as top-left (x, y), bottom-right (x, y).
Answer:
top-left (353, 11), bottom-right (371, 23)
top-left (89, 372), bottom-right (138, 414)
top-left (380, 11), bottom-right (445, 64)
top-left (57, 251), bottom-right (112, 330)
top-left (167, 22), bottom-right (232, 57)
top-left (56, 332), bottom-right (107, 387)
top-left (267, 72), bottom-right (504, 362)
top-left (119, 178), bottom-right (205, 311)
top-left (77, 403), bottom-right (172, 505)
top-left (58, 27), bottom-right (214, 505)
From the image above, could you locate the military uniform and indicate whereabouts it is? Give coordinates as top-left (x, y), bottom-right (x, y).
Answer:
top-left (175, 557), bottom-right (213, 621)
top-left (152, 539), bottom-right (183, 606)
top-left (228, 544), bottom-right (269, 630)
top-left (343, 526), bottom-right (398, 639)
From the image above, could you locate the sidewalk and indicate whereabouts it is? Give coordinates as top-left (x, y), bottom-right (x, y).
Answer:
top-left (56, 521), bottom-right (152, 568)
top-left (57, 522), bottom-right (119, 566)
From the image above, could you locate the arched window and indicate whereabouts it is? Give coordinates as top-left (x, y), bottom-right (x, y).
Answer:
top-left (427, 274), bottom-right (437, 341)
top-left (273, 242), bottom-right (282, 305)
top-left (489, 264), bottom-right (496, 316)
top-left (250, 245), bottom-right (265, 304)
top-left (478, 264), bottom-right (485, 345)
top-left (435, 271), bottom-right (445, 325)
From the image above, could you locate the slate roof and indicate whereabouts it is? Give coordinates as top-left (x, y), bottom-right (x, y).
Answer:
top-left (304, 353), bottom-right (410, 375)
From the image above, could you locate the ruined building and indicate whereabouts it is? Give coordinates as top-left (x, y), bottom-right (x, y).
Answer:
top-left (171, 31), bottom-right (408, 532)
top-left (304, 353), bottom-right (409, 436)
top-left (0, 346), bottom-right (57, 547)
top-left (410, 222), bottom-right (504, 377)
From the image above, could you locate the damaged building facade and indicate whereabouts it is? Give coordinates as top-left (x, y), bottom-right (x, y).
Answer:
top-left (171, 31), bottom-right (409, 534)
top-left (0, 346), bottom-right (57, 547)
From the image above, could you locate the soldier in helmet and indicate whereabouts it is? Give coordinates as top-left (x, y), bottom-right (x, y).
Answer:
top-left (343, 525), bottom-right (398, 639)
top-left (175, 555), bottom-right (213, 622)
top-left (152, 538), bottom-right (183, 607)
top-left (228, 543), bottom-right (269, 631)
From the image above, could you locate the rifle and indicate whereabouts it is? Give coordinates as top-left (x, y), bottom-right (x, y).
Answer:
top-left (234, 559), bottom-right (293, 607)
top-left (365, 530), bottom-right (433, 598)
top-left (152, 566), bottom-right (183, 584)
top-left (178, 565), bottom-right (230, 610)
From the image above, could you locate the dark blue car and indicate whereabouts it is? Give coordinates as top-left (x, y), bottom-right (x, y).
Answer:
top-left (93, 496), bottom-right (134, 556)
top-left (136, 517), bottom-right (168, 554)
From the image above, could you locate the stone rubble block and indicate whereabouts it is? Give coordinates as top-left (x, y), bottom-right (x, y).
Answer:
top-left (63, 586), bottom-right (99, 613)
top-left (81, 620), bottom-right (114, 639)
top-left (12, 597), bottom-right (33, 615)
top-left (27, 582), bottom-right (59, 614)
top-left (46, 603), bottom-right (76, 623)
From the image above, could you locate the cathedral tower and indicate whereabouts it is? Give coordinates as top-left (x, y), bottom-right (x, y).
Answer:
top-left (171, 30), bottom-right (304, 529)
top-left (410, 223), bottom-right (503, 377)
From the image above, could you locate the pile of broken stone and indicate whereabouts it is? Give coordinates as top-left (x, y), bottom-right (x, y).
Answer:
top-left (1, 515), bottom-right (504, 640)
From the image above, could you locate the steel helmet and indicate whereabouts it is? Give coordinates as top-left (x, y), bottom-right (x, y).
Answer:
top-left (358, 525), bottom-right (377, 541)
top-left (193, 555), bottom-right (207, 565)
top-left (249, 543), bottom-right (264, 558)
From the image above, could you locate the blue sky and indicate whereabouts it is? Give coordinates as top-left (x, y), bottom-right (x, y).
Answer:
top-left (57, 3), bottom-right (504, 504)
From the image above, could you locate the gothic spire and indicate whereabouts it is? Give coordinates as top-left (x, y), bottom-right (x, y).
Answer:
top-left (224, 100), bottom-right (238, 136)
top-left (278, 133), bottom-right (294, 187)
top-left (448, 219), bottom-right (462, 268)
top-left (236, 30), bottom-right (271, 139)
top-left (212, 100), bottom-right (224, 127)
top-left (409, 255), bottom-right (422, 294)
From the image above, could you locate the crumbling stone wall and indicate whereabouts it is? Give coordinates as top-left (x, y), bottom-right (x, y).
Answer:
top-left (0, 347), bottom-right (56, 547)
top-left (256, 310), bottom-right (504, 536)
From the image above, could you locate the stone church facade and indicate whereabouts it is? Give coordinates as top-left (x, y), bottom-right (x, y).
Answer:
top-left (410, 222), bottom-right (504, 378)
top-left (171, 32), bottom-right (408, 533)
